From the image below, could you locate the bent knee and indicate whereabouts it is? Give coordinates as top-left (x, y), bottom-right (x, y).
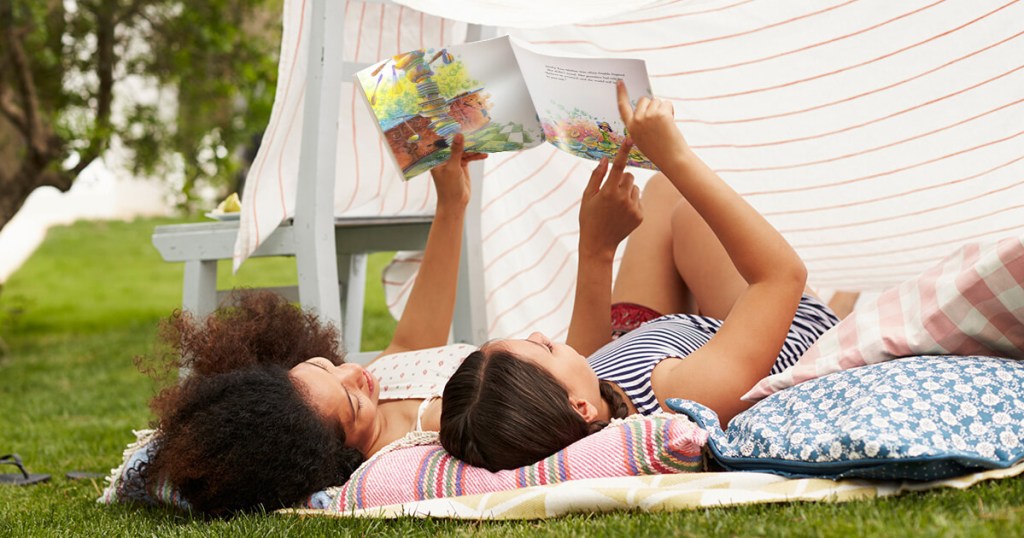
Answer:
top-left (670, 196), bottom-right (700, 228)
top-left (642, 173), bottom-right (682, 200)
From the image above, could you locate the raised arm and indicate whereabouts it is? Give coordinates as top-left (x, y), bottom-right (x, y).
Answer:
top-left (566, 142), bottom-right (643, 356)
top-left (616, 82), bottom-right (807, 424)
top-left (377, 135), bottom-right (486, 358)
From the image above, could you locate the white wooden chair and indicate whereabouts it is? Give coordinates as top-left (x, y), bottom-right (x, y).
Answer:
top-left (152, 0), bottom-right (492, 363)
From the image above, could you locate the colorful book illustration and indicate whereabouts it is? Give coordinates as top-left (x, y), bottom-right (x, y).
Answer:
top-left (355, 35), bottom-right (656, 179)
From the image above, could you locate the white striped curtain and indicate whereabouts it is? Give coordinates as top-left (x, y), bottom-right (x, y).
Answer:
top-left (239, 0), bottom-right (1024, 342)
top-left (234, 0), bottom-right (467, 267)
top-left (476, 0), bottom-right (1024, 340)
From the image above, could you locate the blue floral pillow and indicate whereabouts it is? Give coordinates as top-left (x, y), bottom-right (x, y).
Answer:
top-left (667, 355), bottom-right (1024, 481)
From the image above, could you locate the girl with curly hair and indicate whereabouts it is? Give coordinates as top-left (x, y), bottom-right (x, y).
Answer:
top-left (142, 135), bottom-right (485, 515)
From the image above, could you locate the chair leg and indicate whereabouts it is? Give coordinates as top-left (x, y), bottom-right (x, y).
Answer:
top-left (182, 259), bottom-right (218, 318)
top-left (180, 259), bottom-right (217, 378)
top-left (338, 253), bottom-right (367, 356)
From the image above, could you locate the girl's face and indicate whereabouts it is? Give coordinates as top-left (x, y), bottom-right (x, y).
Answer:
top-left (493, 332), bottom-right (603, 413)
top-left (289, 358), bottom-right (381, 455)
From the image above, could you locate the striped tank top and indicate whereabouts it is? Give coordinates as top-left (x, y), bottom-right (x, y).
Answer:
top-left (587, 294), bottom-right (839, 416)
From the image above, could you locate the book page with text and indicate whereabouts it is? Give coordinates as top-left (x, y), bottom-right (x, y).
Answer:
top-left (511, 39), bottom-right (657, 170)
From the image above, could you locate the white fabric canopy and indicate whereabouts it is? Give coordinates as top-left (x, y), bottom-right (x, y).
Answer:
top-left (237, 0), bottom-right (1024, 341)
top-left (391, 0), bottom-right (663, 29)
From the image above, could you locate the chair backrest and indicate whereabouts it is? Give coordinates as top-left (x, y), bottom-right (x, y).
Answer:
top-left (291, 0), bottom-right (491, 343)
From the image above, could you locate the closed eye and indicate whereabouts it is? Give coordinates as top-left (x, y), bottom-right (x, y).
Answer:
top-left (528, 340), bottom-right (553, 353)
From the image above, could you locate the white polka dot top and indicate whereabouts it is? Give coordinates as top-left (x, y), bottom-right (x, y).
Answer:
top-left (366, 343), bottom-right (476, 401)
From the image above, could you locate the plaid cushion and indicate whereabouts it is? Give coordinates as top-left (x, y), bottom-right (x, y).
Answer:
top-left (744, 235), bottom-right (1024, 401)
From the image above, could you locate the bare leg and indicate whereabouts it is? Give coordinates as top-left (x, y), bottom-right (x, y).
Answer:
top-left (671, 195), bottom-right (818, 319)
top-left (612, 174), bottom-right (695, 315)
top-left (827, 290), bottom-right (860, 319)
top-left (670, 196), bottom-right (748, 320)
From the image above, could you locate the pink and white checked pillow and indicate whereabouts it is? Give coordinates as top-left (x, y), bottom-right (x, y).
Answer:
top-left (743, 235), bottom-right (1024, 402)
top-left (325, 415), bottom-right (707, 512)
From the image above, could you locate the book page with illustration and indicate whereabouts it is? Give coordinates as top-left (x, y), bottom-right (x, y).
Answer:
top-left (356, 35), bottom-right (655, 179)
top-left (356, 36), bottom-right (543, 179)
top-left (510, 40), bottom-right (656, 170)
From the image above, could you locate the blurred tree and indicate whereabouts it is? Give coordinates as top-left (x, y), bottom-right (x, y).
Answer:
top-left (0, 0), bottom-right (281, 232)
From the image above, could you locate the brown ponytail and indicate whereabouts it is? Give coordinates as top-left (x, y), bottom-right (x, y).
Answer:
top-left (586, 380), bottom-right (631, 434)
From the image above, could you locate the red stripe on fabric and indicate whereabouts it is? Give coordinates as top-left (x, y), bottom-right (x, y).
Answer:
top-left (577, 0), bottom-right (755, 28)
top-left (506, 274), bottom-right (577, 338)
top-left (397, 6), bottom-right (403, 51)
top-left (919, 272), bottom-right (994, 355)
top-left (485, 229), bottom-right (579, 302)
top-left (387, 257), bottom-right (425, 264)
top-left (484, 151), bottom-right (525, 178)
top-left (668, 1), bottom-right (1018, 102)
top-left (743, 127), bottom-right (1024, 197)
top-left (375, 4), bottom-right (386, 200)
top-left (813, 240), bottom-right (991, 275)
top-left (833, 310), bottom-right (865, 370)
top-left (488, 250), bottom-right (575, 333)
top-left (780, 179), bottom-right (1024, 234)
top-left (376, 3), bottom-right (385, 55)
top-left (714, 97), bottom-right (1024, 172)
top-left (353, 1), bottom-right (367, 60)
top-left (417, 175), bottom-right (432, 211)
top-left (801, 221), bottom-right (1024, 262)
top-left (677, 29), bottom-right (1024, 125)
top-left (529, 0), bottom-right (857, 53)
top-left (699, 66), bottom-right (1024, 154)
top-left (341, 4), bottom-right (370, 214)
top-left (812, 255), bottom-right (947, 275)
top-left (764, 154), bottom-right (1024, 217)
top-left (483, 162), bottom-right (581, 243)
top-left (276, 83), bottom-right (307, 218)
top-left (971, 238), bottom-right (1024, 343)
top-left (796, 204), bottom-right (1024, 250)
top-left (376, 136), bottom-right (386, 201)
top-left (249, 0), bottom-right (309, 247)
top-left (397, 172), bottom-right (410, 213)
top-left (344, 90), bottom-right (362, 213)
top-left (481, 147), bottom-right (559, 213)
top-left (876, 286), bottom-right (914, 357)
top-left (484, 198), bottom-right (582, 272)
top-left (386, 268), bottom-right (418, 309)
top-left (810, 277), bottom-right (913, 289)
top-left (654, 0), bottom-right (943, 77)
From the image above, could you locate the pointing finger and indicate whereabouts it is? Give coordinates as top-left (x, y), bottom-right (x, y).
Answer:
top-left (448, 133), bottom-right (465, 163)
top-left (585, 157), bottom-right (609, 197)
top-left (616, 80), bottom-right (634, 124)
top-left (620, 172), bottom-right (635, 192)
top-left (610, 138), bottom-right (632, 182)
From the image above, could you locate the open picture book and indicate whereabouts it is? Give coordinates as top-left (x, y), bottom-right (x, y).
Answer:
top-left (355, 35), bottom-right (657, 179)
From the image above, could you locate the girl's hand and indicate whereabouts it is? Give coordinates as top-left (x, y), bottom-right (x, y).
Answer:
top-left (579, 140), bottom-right (643, 258)
top-left (430, 133), bottom-right (487, 208)
top-left (616, 81), bottom-right (688, 168)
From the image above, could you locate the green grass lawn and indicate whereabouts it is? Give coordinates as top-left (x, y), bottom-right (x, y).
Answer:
top-left (0, 217), bottom-right (1022, 536)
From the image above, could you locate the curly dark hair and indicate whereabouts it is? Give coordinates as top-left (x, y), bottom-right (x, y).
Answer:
top-left (440, 348), bottom-right (630, 471)
top-left (140, 289), bottom-right (345, 377)
top-left (140, 290), bottom-right (364, 515)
